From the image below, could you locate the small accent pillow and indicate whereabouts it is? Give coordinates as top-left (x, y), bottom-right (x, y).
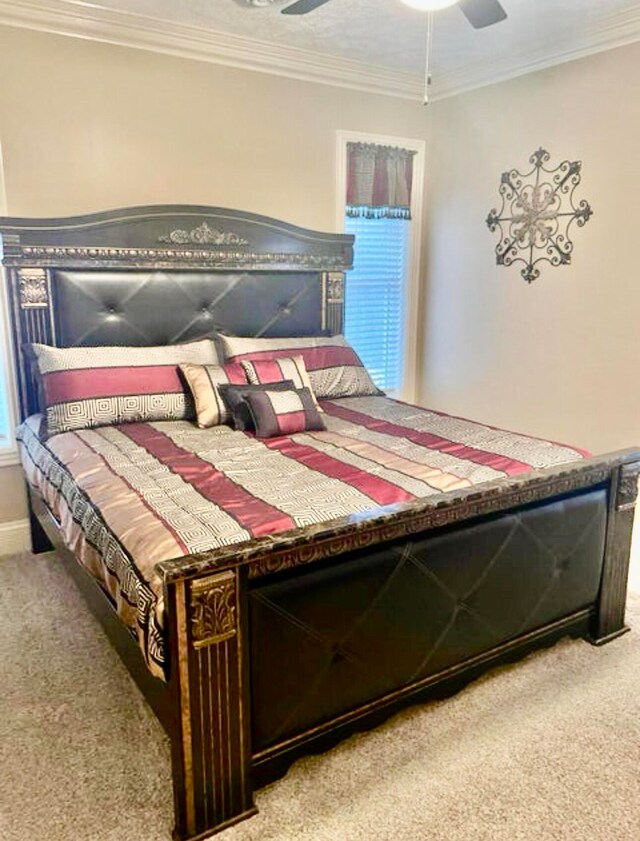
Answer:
top-left (244, 387), bottom-right (326, 439)
top-left (179, 362), bottom-right (248, 428)
top-left (240, 355), bottom-right (321, 410)
top-left (218, 381), bottom-right (296, 431)
top-left (32, 339), bottom-right (218, 437)
top-left (220, 334), bottom-right (381, 399)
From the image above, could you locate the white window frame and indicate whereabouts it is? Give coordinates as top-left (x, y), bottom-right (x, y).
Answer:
top-left (335, 130), bottom-right (425, 403)
top-left (0, 138), bottom-right (19, 466)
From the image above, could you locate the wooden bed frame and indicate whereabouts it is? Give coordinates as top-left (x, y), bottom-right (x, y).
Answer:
top-left (1, 205), bottom-right (638, 841)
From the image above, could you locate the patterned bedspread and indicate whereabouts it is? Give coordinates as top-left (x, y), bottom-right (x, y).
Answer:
top-left (17, 396), bottom-right (589, 680)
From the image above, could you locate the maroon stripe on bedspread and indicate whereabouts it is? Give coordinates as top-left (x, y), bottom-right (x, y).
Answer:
top-left (322, 402), bottom-right (534, 476)
top-left (44, 365), bottom-right (183, 403)
top-left (119, 423), bottom-right (296, 536)
top-left (82, 435), bottom-right (191, 556)
top-left (264, 437), bottom-right (415, 506)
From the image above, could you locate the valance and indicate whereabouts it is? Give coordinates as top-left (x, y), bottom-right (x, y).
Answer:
top-left (346, 142), bottom-right (416, 220)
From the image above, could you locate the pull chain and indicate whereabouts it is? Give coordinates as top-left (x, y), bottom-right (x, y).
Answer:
top-left (423, 10), bottom-right (434, 105)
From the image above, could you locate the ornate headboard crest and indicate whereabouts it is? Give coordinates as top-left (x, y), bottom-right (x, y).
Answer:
top-left (0, 204), bottom-right (353, 271)
top-left (0, 205), bottom-right (354, 419)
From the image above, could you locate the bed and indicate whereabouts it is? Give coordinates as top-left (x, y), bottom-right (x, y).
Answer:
top-left (1, 205), bottom-right (638, 841)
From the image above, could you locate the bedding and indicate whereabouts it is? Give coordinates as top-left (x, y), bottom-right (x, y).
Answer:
top-left (32, 339), bottom-right (219, 437)
top-left (221, 334), bottom-right (381, 399)
top-left (241, 355), bottom-right (321, 409)
top-left (179, 362), bottom-right (247, 428)
top-left (219, 381), bottom-right (298, 430)
top-left (245, 386), bottom-right (325, 438)
top-left (16, 396), bottom-right (589, 680)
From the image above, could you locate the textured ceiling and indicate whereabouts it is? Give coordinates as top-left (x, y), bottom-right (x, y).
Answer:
top-left (83, 0), bottom-right (639, 77)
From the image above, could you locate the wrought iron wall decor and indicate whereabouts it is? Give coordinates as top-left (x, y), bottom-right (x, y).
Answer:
top-left (486, 148), bottom-right (593, 284)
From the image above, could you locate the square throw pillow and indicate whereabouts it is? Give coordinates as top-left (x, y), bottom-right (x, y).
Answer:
top-left (179, 362), bottom-right (248, 428)
top-left (240, 355), bottom-right (321, 410)
top-left (218, 381), bottom-right (296, 431)
top-left (32, 339), bottom-right (219, 437)
top-left (244, 386), bottom-right (326, 439)
top-left (220, 334), bottom-right (381, 400)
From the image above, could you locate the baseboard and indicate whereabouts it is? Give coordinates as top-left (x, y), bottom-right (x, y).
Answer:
top-left (0, 518), bottom-right (31, 557)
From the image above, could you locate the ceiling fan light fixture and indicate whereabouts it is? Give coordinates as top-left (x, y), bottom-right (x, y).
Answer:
top-left (400, 0), bottom-right (458, 10)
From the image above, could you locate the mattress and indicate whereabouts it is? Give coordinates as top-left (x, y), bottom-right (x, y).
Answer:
top-left (17, 396), bottom-right (589, 680)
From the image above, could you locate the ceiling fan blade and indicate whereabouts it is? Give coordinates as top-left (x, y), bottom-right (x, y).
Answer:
top-left (282, 0), bottom-right (333, 15)
top-left (459, 0), bottom-right (507, 29)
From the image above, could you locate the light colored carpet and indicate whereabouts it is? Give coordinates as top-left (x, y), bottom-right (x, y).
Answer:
top-left (1, 552), bottom-right (639, 841)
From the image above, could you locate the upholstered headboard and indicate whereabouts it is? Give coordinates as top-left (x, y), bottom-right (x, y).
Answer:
top-left (0, 205), bottom-right (354, 420)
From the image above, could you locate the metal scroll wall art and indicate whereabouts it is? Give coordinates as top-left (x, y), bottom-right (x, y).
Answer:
top-left (486, 148), bottom-right (593, 284)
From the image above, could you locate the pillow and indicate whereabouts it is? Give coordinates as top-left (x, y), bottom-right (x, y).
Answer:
top-left (240, 355), bottom-right (321, 410)
top-left (220, 334), bottom-right (381, 399)
top-left (244, 386), bottom-right (326, 439)
top-left (218, 381), bottom-right (296, 431)
top-left (32, 339), bottom-right (218, 437)
top-left (179, 362), bottom-right (248, 428)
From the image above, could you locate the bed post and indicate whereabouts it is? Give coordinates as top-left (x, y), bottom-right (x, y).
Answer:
top-left (165, 567), bottom-right (256, 840)
top-left (589, 459), bottom-right (640, 645)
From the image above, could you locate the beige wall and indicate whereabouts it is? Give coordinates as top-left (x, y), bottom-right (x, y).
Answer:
top-left (0, 27), bottom-right (430, 226)
top-left (0, 465), bottom-right (25, 521)
top-left (422, 41), bottom-right (640, 456)
top-left (0, 25), bottom-right (430, 525)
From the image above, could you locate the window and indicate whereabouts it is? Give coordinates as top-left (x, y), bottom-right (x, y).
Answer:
top-left (0, 139), bottom-right (17, 465)
top-left (344, 215), bottom-right (409, 392)
top-left (337, 132), bottom-right (424, 401)
top-left (0, 353), bottom-right (11, 449)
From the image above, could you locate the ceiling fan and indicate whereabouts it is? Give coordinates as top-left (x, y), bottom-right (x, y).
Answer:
top-left (238, 0), bottom-right (507, 30)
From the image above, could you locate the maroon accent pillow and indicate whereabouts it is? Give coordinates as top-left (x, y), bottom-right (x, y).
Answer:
top-left (218, 381), bottom-right (296, 431)
top-left (240, 355), bottom-right (321, 409)
top-left (243, 386), bottom-right (326, 439)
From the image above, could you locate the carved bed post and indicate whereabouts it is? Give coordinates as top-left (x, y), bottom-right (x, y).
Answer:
top-left (322, 271), bottom-right (345, 334)
top-left (589, 460), bottom-right (640, 645)
top-left (166, 567), bottom-right (256, 840)
top-left (5, 263), bottom-right (56, 553)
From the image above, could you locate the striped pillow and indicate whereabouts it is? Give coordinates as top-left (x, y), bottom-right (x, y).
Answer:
top-left (220, 335), bottom-right (381, 399)
top-left (240, 355), bottom-right (321, 410)
top-left (218, 381), bottom-right (296, 431)
top-left (244, 386), bottom-right (326, 439)
top-left (32, 339), bottom-right (218, 437)
top-left (179, 363), bottom-right (247, 428)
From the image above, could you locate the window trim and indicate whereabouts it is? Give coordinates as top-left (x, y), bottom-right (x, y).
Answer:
top-left (0, 138), bottom-right (19, 467)
top-left (335, 130), bottom-right (425, 403)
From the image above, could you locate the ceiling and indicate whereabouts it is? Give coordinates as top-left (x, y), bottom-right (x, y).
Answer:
top-left (2, 0), bottom-right (640, 98)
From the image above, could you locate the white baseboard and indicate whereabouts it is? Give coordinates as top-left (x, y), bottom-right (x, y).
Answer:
top-left (0, 518), bottom-right (31, 557)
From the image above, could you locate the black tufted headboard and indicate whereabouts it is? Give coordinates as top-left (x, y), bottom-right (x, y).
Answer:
top-left (0, 205), bottom-right (353, 419)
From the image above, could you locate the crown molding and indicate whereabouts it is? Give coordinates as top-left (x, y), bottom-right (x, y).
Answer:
top-left (431, 5), bottom-right (640, 100)
top-left (0, 0), bottom-right (421, 100)
top-left (0, 1), bottom-right (639, 102)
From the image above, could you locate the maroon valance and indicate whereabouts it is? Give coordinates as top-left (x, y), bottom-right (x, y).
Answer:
top-left (346, 142), bottom-right (416, 220)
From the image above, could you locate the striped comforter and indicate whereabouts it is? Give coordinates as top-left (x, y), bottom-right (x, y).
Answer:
top-left (17, 396), bottom-right (588, 680)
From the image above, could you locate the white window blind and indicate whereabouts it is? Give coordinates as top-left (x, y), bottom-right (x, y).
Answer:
top-left (0, 139), bottom-right (15, 461)
top-left (344, 215), bottom-right (410, 393)
top-left (0, 363), bottom-right (10, 448)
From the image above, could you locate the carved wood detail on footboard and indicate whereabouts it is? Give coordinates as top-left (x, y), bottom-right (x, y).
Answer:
top-left (167, 570), bottom-right (256, 841)
top-left (589, 460), bottom-right (640, 644)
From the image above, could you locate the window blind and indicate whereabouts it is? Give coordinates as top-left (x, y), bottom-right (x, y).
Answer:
top-left (344, 215), bottom-right (410, 393)
top-left (0, 366), bottom-right (10, 449)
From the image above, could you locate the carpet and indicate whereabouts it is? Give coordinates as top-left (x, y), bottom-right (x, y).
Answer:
top-left (1, 551), bottom-right (639, 841)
